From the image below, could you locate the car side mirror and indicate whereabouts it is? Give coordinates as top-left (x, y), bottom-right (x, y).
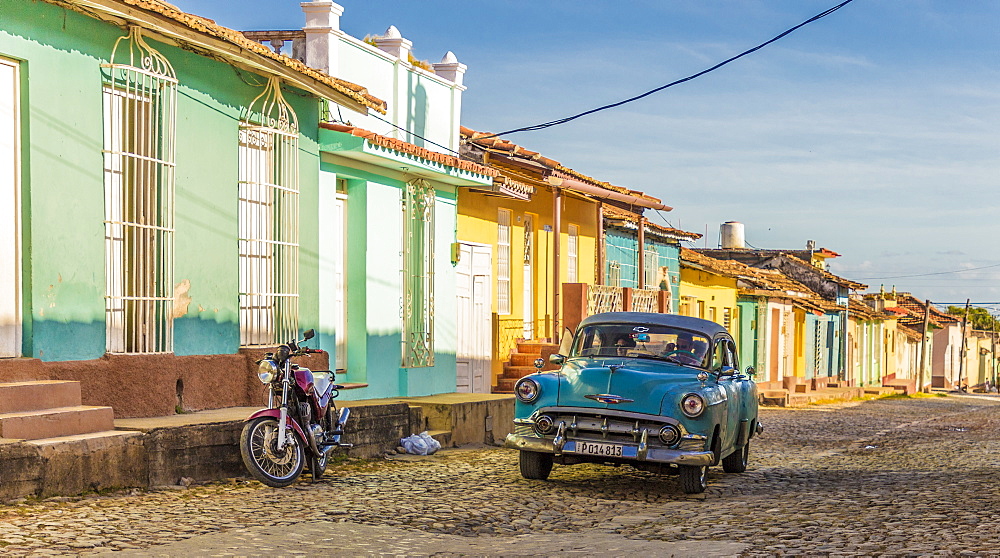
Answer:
top-left (718, 366), bottom-right (737, 377)
top-left (534, 358), bottom-right (545, 369)
top-left (745, 366), bottom-right (756, 377)
top-left (303, 329), bottom-right (315, 340)
top-left (549, 354), bottom-right (565, 366)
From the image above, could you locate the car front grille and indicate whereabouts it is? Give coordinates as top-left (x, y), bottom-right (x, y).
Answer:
top-left (532, 410), bottom-right (685, 447)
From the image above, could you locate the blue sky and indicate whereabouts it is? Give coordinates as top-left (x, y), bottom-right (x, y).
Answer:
top-left (174, 0), bottom-right (1000, 310)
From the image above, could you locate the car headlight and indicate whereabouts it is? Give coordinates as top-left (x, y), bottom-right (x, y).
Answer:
top-left (680, 393), bottom-right (705, 418)
top-left (514, 378), bottom-right (540, 403)
top-left (257, 360), bottom-right (279, 384)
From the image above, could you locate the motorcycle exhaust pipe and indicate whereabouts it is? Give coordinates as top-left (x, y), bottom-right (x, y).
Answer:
top-left (331, 407), bottom-right (350, 443)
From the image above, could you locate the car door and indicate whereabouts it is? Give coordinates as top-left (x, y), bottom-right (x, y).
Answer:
top-left (723, 337), bottom-right (757, 446)
top-left (713, 335), bottom-right (742, 452)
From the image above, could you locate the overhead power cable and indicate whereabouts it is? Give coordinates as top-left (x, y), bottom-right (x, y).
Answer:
top-left (366, 112), bottom-right (462, 157)
top-left (852, 262), bottom-right (1000, 281)
top-left (475, 0), bottom-right (856, 140)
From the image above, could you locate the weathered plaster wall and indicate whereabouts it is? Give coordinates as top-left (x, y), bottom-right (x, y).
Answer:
top-left (2, 0), bottom-right (325, 365)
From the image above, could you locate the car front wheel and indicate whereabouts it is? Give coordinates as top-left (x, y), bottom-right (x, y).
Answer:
top-left (678, 464), bottom-right (708, 494)
top-left (519, 450), bottom-right (553, 480)
top-left (722, 442), bottom-right (750, 473)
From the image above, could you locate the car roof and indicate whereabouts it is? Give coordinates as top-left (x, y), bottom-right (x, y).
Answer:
top-left (577, 312), bottom-right (731, 338)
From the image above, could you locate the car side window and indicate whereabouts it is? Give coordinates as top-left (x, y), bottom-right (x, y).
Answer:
top-left (712, 341), bottom-right (726, 371)
top-left (713, 337), bottom-right (737, 371)
top-left (727, 340), bottom-right (739, 370)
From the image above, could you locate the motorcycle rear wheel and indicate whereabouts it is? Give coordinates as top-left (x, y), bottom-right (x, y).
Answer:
top-left (311, 451), bottom-right (329, 482)
top-left (240, 416), bottom-right (305, 488)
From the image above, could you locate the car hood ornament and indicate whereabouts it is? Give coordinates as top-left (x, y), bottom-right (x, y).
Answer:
top-left (585, 393), bottom-right (635, 405)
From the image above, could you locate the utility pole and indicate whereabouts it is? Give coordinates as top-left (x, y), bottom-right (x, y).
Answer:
top-left (919, 300), bottom-right (930, 393)
top-left (958, 298), bottom-right (970, 391)
top-left (991, 320), bottom-right (996, 392)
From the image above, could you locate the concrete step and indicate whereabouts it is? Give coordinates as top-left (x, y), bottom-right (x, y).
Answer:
top-left (0, 406), bottom-right (115, 441)
top-left (510, 353), bottom-right (544, 366)
top-left (501, 366), bottom-right (537, 380)
top-left (427, 429), bottom-right (452, 448)
top-left (760, 389), bottom-right (790, 407)
top-left (0, 381), bottom-right (83, 414)
top-left (516, 342), bottom-right (558, 355)
top-left (494, 378), bottom-right (516, 393)
top-left (3, 430), bottom-right (146, 500)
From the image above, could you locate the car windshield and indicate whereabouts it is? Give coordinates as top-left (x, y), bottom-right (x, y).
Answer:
top-left (570, 323), bottom-right (711, 367)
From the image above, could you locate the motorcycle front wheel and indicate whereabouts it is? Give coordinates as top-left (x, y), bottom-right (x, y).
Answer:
top-left (240, 416), bottom-right (305, 488)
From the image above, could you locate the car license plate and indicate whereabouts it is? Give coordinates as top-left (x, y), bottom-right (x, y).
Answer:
top-left (575, 441), bottom-right (624, 457)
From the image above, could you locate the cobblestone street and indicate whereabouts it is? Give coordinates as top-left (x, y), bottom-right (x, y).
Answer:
top-left (2, 394), bottom-right (1000, 556)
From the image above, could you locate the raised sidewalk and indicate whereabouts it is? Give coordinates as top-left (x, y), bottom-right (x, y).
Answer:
top-left (0, 393), bottom-right (514, 501)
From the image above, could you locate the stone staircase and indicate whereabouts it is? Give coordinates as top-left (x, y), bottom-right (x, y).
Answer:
top-left (493, 341), bottom-right (559, 393)
top-left (0, 380), bottom-right (146, 499)
top-left (0, 381), bottom-right (117, 440)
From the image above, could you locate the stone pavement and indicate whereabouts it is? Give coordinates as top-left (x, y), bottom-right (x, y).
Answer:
top-left (2, 393), bottom-right (1000, 556)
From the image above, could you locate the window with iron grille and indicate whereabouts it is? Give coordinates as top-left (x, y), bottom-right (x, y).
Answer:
top-left (608, 260), bottom-right (621, 287)
top-left (567, 224), bottom-right (579, 283)
top-left (102, 27), bottom-right (176, 354)
top-left (497, 209), bottom-right (511, 315)
top-left (239, 77), bottom-right (299, 347)
top-left (402, 179), bottom-right (435, 368)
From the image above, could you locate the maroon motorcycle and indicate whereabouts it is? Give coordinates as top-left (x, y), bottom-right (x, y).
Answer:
top-left (240, 329), bottom-right (351, 487)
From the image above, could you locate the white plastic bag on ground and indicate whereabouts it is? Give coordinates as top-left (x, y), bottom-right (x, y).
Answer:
top-left (418, 431), bottom-right (441, 454)
top-left (400, 431), bottom-right (440, 455)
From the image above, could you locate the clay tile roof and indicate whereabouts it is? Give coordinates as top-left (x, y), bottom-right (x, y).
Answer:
top-left (783, 254), bottom-right (867, 290)
top-left (322, 122), bottom-right (498, 177)
top-left (892, 293), bottom-right (959, 327)
top-left (897, 324), bottom-right (925, 342)
top-left (48, 0), bottom-right (387, 114)
top-left (602, 206), bottom-right (701, 239)
top-left (461, 126), bottom-right (666, 200)
top-left (682, 249), bottom-right (844, 312)
top-left (848, 298), bottom-right (880, 321)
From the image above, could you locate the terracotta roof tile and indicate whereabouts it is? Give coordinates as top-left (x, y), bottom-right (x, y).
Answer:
top-left (322, 123), bottom-right (497, 177)
top-left (602, 206), bottom-right (701, 239)
top-left (783, 254), bottom-right (867, 290)
top-left (681, 249), bottom-right (843, 312)
top-left (461, 126), bottom-right (664, 202)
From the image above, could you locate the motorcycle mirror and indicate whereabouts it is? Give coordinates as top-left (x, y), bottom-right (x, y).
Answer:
top-left (303, 329), bottom-right (315, 340)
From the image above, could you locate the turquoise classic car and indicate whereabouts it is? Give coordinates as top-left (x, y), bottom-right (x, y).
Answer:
top-left (504, 312), bottom-right (761, 493)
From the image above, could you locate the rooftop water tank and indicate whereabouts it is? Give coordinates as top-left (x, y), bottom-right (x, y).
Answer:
top-left (720, 221), bottom-right (745, 249)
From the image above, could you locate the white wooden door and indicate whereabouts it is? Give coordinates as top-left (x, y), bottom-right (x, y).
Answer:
top-left (0, 59), bottom-right (20, 357)
top-left (456, 243), bottom-right (491, 393)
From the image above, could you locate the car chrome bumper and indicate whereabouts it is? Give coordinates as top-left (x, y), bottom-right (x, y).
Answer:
top-left (504, 432), bottom-right (714, 467)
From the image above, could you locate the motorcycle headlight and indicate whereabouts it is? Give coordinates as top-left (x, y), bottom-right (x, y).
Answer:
top-left (514, 378), bottom-right (540, 403)
top-left (257, 360), bottom-right (279, 384)
top-left (680, 393), bottom-right (706, 418)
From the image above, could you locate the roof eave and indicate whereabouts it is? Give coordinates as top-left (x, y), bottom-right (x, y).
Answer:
top-left (52, 0), bottom-right (382, 114)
